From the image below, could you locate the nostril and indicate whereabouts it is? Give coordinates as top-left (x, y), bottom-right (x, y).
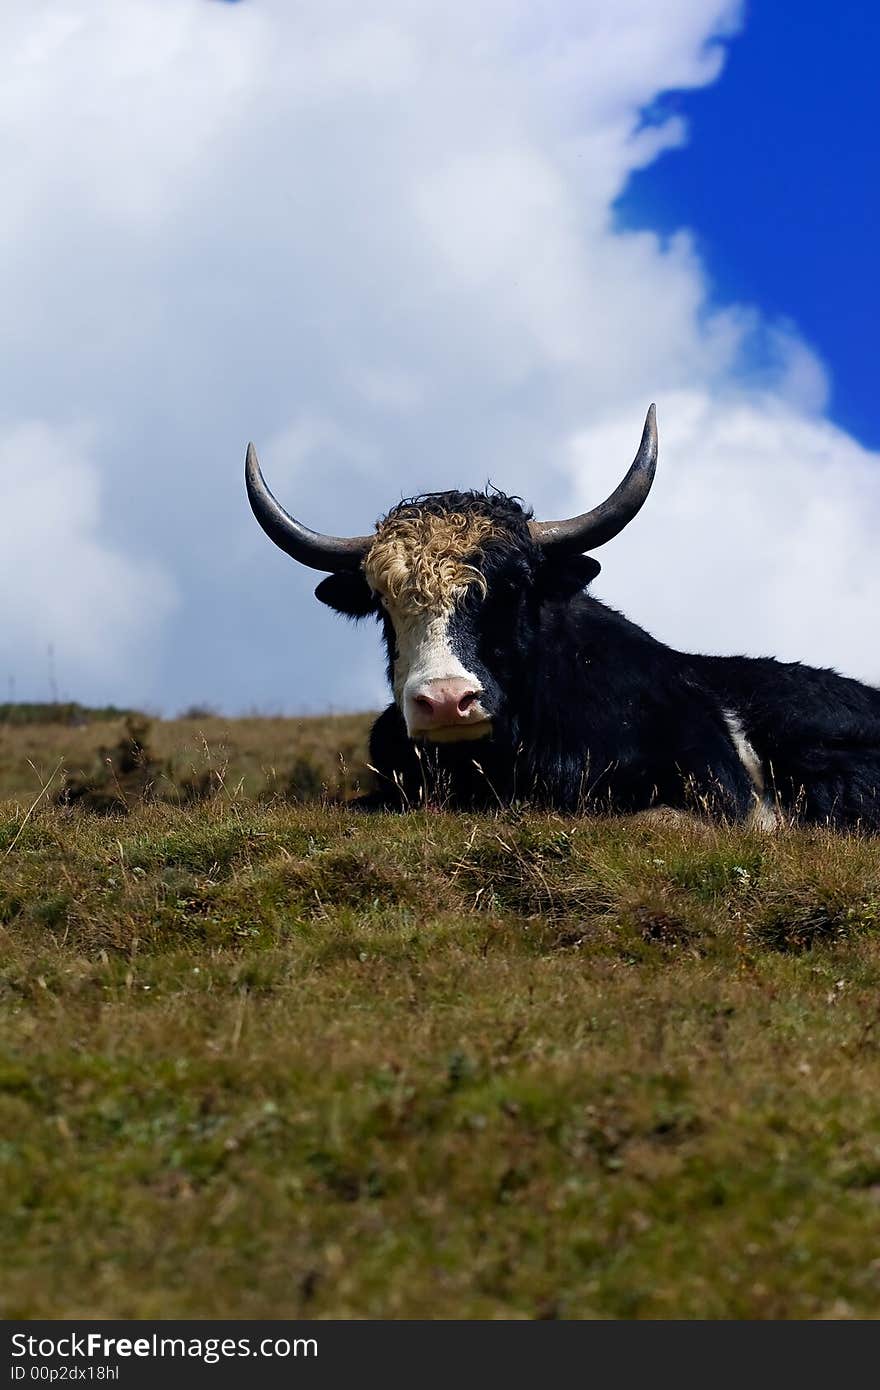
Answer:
top-left (409, 682), bottom-right (483, 726)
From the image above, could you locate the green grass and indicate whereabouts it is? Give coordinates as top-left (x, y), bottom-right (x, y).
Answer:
top-left (1, 714), bottom-right (880, 1318)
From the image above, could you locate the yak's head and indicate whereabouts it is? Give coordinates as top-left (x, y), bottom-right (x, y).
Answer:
top-left (246, 405), bottom-right (657, 743)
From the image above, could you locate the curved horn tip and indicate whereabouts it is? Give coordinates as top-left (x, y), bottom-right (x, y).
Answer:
top-left (529, 400), bottom-right (659, 554)
top-left (243, 440), bottom-right (372, 572)
top-left (245, 443), bottom-right (272, 499)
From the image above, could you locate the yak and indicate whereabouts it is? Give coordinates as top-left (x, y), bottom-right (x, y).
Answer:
top-left (246, 405), bottom-right (880, 827)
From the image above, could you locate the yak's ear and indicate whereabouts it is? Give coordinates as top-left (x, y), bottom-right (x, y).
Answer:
top-left (315, 573), bottom-right (376, 618)
top-left (539, 553), bottom-right (601, 599)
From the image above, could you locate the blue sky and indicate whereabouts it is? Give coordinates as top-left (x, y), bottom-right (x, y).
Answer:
top-left (620, 0), bottom-right (880, 448)
top-left (1, 2), bottom-right (878, 713)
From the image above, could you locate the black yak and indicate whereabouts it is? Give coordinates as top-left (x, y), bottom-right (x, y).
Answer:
top-left (246, 405), bottom-right (880, 827)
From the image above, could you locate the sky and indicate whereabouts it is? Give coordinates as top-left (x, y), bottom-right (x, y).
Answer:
top-left (1, 0), bottom-right (878, 715)
top-left (618, 0), bottom-right (880, 452)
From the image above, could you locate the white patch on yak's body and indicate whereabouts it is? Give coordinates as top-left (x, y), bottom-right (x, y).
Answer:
top-left (722, 708), bottom-right (763, 789)
top-left (722, 707), bottom-right (779, 830)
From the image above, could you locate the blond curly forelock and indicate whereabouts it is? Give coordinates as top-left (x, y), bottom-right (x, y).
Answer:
top-left (364, 511), bottom-right (500, 611)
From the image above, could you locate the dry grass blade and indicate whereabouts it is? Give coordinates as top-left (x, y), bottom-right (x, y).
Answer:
top-left (4, 757), bottom-right (64, 857)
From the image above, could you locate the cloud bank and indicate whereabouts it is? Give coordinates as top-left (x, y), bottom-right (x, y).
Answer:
top-left (1, 0), bottom-right (877, 711)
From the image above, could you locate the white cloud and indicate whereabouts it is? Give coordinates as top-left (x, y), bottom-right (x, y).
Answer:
top-left (0, 422), bottom-right (176, 702)
top-left (0, 0), bottom-right (876, 711)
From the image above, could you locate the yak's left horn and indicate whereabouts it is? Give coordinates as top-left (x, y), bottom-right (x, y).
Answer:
top-left (245, 443), bottom-right (372, 572)
top-left (529, 403), bottom-right (658, 554)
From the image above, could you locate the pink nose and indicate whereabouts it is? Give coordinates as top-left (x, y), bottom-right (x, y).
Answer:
top-left (408, 678), bottom-right (482, 728)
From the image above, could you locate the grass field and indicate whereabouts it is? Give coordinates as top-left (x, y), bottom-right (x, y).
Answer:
top-left (2, 710), bottom-right (880, 1319)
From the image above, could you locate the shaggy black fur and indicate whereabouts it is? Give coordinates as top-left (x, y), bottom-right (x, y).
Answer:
top-left (316, 490), bottom-right (880, 827)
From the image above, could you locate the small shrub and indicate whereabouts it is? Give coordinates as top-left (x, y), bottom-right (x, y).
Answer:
top-left (175, 770), bottom-right (224, 805)
top-left (178, 705), bottom-right (220, 721)
top-left (282, 756), bottom-right (325, 804)
top-left (57, 716), bottom-right (160, 815)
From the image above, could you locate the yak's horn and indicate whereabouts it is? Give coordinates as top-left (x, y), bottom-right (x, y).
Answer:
top-left (529, 404), bottom-right (658, 553)
top-left (245, 443), bottom-right (371, 572)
